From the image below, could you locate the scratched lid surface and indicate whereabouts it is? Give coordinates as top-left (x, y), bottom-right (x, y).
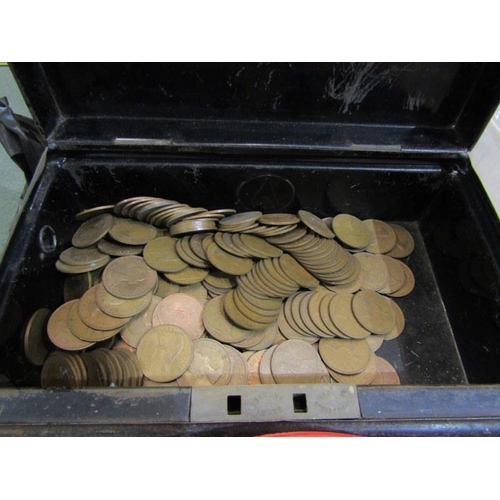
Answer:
top-left (10, 62), bottom-right (500, 153)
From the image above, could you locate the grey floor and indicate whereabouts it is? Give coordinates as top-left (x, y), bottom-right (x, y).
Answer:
top-left (0, 65), bottom-right (30, 259)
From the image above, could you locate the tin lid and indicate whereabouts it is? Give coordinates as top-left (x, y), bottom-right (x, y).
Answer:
top-left (10, 62), bottom-right (500, 154)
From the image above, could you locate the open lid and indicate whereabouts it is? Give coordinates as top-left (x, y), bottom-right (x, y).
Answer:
top-left (10, 62), bottom-right (500, 154)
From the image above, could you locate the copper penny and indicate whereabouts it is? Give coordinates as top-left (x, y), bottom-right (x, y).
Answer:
top-left (78, 286), bottom-right (131, 331)
top-left (224, 345), bottom-right (249, 385)
top-left (352, 290), bottom-right (395, 335)
top-left (386, 224), bottom-right (415, 259)
top-left (271, 339), bottom-right (327, 384)
top-left (102, 256), bottom-right (158, 299)
top-left (72, 213), bottom-right (114, 248)
top-left (298, 210), bottom-right (335, 239)
top-left (247, 350), bottom-right (266, 385)
top-left (177, 338), bottom-right (232, 386)
top-left (329, 293), bottom-right (371, 339)
top-left (108, 218), bottom-right (158, 245)
top-left (328, 350), bottom-right (378, 385)
top-left (95, 283), bottom-right (153, 318)
top-left (363, 219), bottom-right (397, 254)
top-left (137, 325), bottom-right (194, 382)
top-left (152, 293), bottom-right (205, 340)
top-left (387, 261), bottom-right (415, 297)
top-left (318, 337), bottom-right (371, 375)
top-left (120, 296), bottom-right (162, 347)
top-left (383, 300), bottom-right (406, 340)
top-left (332, 213), bottom-right (372, 249)
top-left (371, 356), bottom-right (401, 385)
top-left (23, 308), bottom-right (52, 366)
top-left (68, 300), bottom-right (121, 342)
top-left (258, 213), bottom-right (300, 226)
top-left (47, 300), bottom-right (95, 351)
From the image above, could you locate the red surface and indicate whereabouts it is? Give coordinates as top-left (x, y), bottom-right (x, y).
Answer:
top-left (258, 431), bottom-right (359, 437)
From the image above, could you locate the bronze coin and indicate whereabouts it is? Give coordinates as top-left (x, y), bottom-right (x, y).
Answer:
top-left (218, 211), bottom-right (263, 228)
top-left (72, 214), bottom-right (115, 248)
top-left (47, 300), bottom-right (95, 351)
top-left (371, 356), bottom-right (401, 385)
top-left (247, 350), bottom-right (266, 385)
top-left (329, 293), bottom-right (371, 339)
top-left (352, 291), bottom-right (396, 335)
top-left (386, 224), bottom-right (415, 259)
top-left (278, 254), bottom-right (319, 289)
top-left (206, 243), bottom-right (254, 276)
top-left (332, 213), bottom-right (372, 250)
top-left (67, 300), bottom-right (121, 342)
top-left (363, 219), bottom-right (397, 254)
top-left (271, 339), bottom-right (327, 384)
top-left (41, 352), bottom-right (83, 388)
top-left (120, 296), bottom-right (162, 347)
top-left (23, 308), bottom-right (52, 366)
top-left (203, 295), bottom-right (255, 344)
top-left (387, 261), bottom-right (415, 297)
top-left (383, 300), bottom-right (405, 340)
top-left (328, 350), bottom-right (378, 385)
top-left (137, 325), bottom-right (194, 382)
top-left (377, 255), bottom-right (406, 295)
top-left (258, 213), bottom-right (301, 226)
top-left (354, 253), bottom-right (389, 292)
top-left (259, 345), bottom-right (278, 384)
top-left (55, 259), bottom-right (109, 275)
top-left (75, 205), bottom-right (115, 222)
top-left (63, 272), bottom-right (94, 302)
top-left (97, 239), bottom-right (144, 256)
top-left (78, 286), bottom-right (131, 331)
top-left (59, 246), bottom-right (110, 267)
top-left (102, 256), bottom-right (158, 299)
top-left (109, 218), bottom-right (158, 245)
top-left (177, 338), bottom-right (232, 387)
top-left (95, 283), bottom-right (153, 318)
top-left (164, 267), bottom-right (209, 285)
top-left (224, 345), bottom-right (249, 385)
top-left (318, 337), bottom-right (371, 375)
top-left (152, 293), bottom-right (205, 340)
top-left (298, 210), bottom-right (335, 239)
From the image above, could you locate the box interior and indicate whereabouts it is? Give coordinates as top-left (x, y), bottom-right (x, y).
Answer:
top-left (1, 152), bottom-right (500, 388)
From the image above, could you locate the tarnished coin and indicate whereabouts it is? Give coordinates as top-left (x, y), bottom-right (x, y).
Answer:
top-left (95, 283), bottom-right (153, 318)
top-left (363, 219), bottom-right (397, 254)
top-left (258, 213), bottom-right (300, 226)
top-left (120, 296), bottom-right (162, 347)
top-left (97, 239), bottom-right (144, 256)
top-left (164, 267), bottom-right (209, 285)
top-left (328, 350), bottom-right (378, 385)
top-left (72, 214), bottom-right (115, 248)
top-left (386, 224), bottom-right (415, 259)
top-left (318, 337), bottom-right (371, 375)
top-left (224, 290), bottom-right (271, 331)
top-left (156, 276), bottom-right (180, 298)
top-left (328, 293), bottom-right (371, 339)
top-left (41, 352), bottom-right (84, 389)
top-left (23, 308), bottom-right (52, 366)
top-left (47, 300), bottom-right (95, 351)
top-left (109, 218), bottom-right (158, 245)
top-left (298, 210), bottom-right (335, 239)
top-left (354, 253), bottom-right (389, 292)
top-left (377, 255), bottom-right (406, 295)
top-left (371, 356), bottom-right (401, 385)
top-left (137, 325), bottom-right (194, 382)
top-left (218, 211), bottom-right (263, 228)
top-left (259, 345), bottom-right (278, 384)
top-left (387, 261), bottom-right (415, 297)
top-left (278, 254), bottom-right (319, 289)
top-left (143, 236), bottom-right (188, 273)
top-left (56, 259), bottom-right (109, 275)
top-left (59, 246), bottom-right (110, 267)
top-left (112, 339), bottom-right (137, 353)
top-left (102, 256), bottom-right (158, 299)
top-left (75, 205), bottom-right (116, 222)
top-left (366, 335), bottom-right (384, 352)
top-left (170, 219), bottom-right (217, 236)
top-left (67, 300), bottom-right (121, 342)
top-left (383, 300), bottom-right (405, 340)
top-left (224, 345), bottom-right (249, 385)
top-left (352, 291), bottom-right (396, 335)
top-left (152, 293), bottom-right (205, 340)
top-left (78, 286), bottom-right (131, 331)
top-left (203, 295), bottom-right (255, 344)
top-left (271, 339), bottom-right (327, 384)
top-left (177, 338), bottom-right (232, 386)
top-left (332, 213), bottom-right (372, 250)
top-left (178, 282), bottom-right (208, 301)
top-left (247, 350), bottom-right (266, 385)
top-left (206, 243), bottom-right (254, 276)
top-left (238, 234), bottom-right (283, 258)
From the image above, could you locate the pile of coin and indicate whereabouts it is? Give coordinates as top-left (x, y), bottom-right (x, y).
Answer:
top-left (23, 196), bottom-right (416, 388)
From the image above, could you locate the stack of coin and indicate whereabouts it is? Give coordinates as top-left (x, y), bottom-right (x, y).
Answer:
top-left (41, 347), bottom-right (143, 388)
top-left (202, 270), bottom-right (237, 298)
